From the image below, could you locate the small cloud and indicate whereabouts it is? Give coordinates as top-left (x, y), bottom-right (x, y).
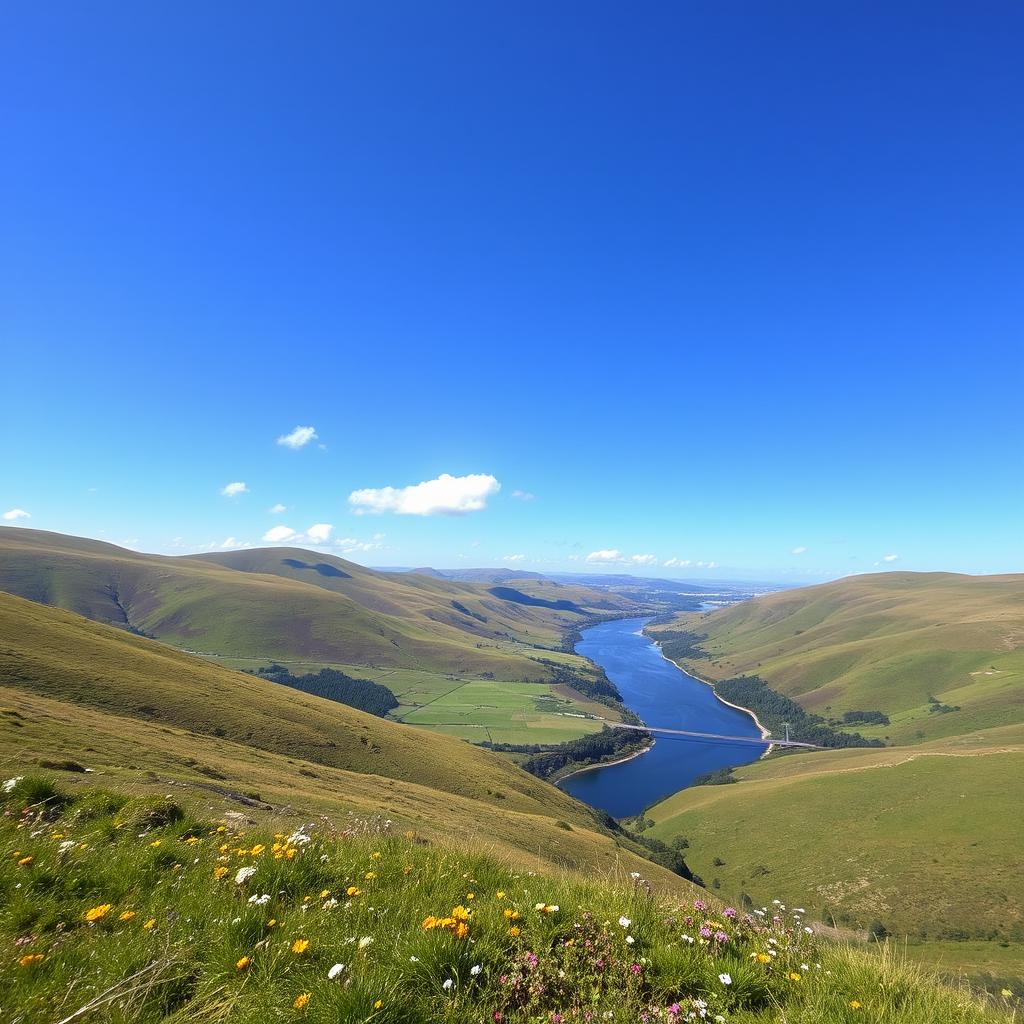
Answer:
top-left (511, 490), bottom-right (535, 501)
top-left (221, 482), bottom-right (248, 497)
top-left (585, 549), bottom-right (623, 564)
top-left (2, 508), bottom-right (31, 521)
top-left (277, 425), bottom-right (318, 449)
top-left (792, 546), bottom-right (808, 555)
top-left (630, 554), bottom-right (658, 567)
top-left (219, 537), bottom-right (251, 550)
top-left (263, 525), bottom-right (298, 543)
top-left (883, 553), bottom-right (899, 562)
top-left (335, 535), bottom-right (384, 554)
top-left (348, 473), bottom-right (500, 516)
top-left (664, 557), bottom-right (691, 569)
top-left (268, 503), bottom-right (287, 514)
top-left (502, 554), bottom-right (526, 562)
top-left (305, 523), bottom-right (333, 544)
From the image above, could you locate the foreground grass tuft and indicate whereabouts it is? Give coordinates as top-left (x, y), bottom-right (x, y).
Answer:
top-left (1, 776), bottom-right (1014, 1023)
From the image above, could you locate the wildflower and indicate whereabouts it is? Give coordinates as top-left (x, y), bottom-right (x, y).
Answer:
top-left (58, 840), bottom-right (76, 855)
top-left (320, 889), bottom-right (331, 899)
top-left (1001, 989), bottom-right (1013, 998)
top-left (755, 953), bottom-right (771, 963)
top-left (323, 898), bottom-right (339, 909)
top-left (509, 926), bottom-right (521, 937)
top-left (471, 964), bottom-right (482, 976)
top-left (328, 963), bottom-right (345, 980)
top-left (786, 971), bottom-right (802, 981)
top-left (18, 953), bottom-right (45, 966)
top-left (618, 916), bottom-right (631, 928)
top-left (267, 919), bottom-right (277, 928)
top-left (3, 776), bottom-right (24, 792)
top-left (718, 973), bottom-right (732, 986)
top-left (287, 828), bottom-right (312, 846)
top-left (358, 936), bottom-right (373, 950)
top-left (143, 918), bottom-right (156, 930)
top-left (214, 866), bottom-right (229, 879)
top-left (236, 956), bottom-right (251, 970)
top-left (364, 871), bottom-right (377, 881)
top-left (849, 1000), bottom-right (862, 1009)
top-left (443, 979), bottom-right (453, 991)
top-left (374, 1000), bottom-right (383, 1010)
top-left (504, 908), bottom-right (521, 920)
top-left (119, 911), bottom-right (136, 921)
top-left (630, 871), bottom-right (641, 879)
top-left (496, 890), bottom-right (506, 899)
top-left (371, 851), bottom-right (381, 859)
top-left (248, 893), bottom-right (271, 906)
top-left (293, 992), bottom-right (311, 1009)
top-left (625, 935), bottom-right (635, 945)
top-left (291, 939), bottom-right (310, 954)
top-left (235, 866), bottom-right (257, 884)
top-left (84, 904), bottom-right (113, 922)
top-left (250, 844), bottom-right (266, 855)
top-left (346, 886), bottom-right (362, 897)
top-left (149, 840), bottom-right (161, 848)
top-left (694, 899), bottom-right (708, 912)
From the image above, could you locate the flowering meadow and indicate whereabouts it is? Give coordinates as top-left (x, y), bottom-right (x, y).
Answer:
top-left (1, 776), bottom-right (1014, 1023)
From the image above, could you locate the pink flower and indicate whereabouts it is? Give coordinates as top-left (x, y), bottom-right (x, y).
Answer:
top-left (694, 899), bottom-right (708, 912)
top-left (723, 907), bottom-right (737, 919)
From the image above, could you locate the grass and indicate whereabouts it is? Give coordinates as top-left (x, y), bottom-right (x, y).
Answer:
top-left (1, 776), bottom-right (1015, 1024)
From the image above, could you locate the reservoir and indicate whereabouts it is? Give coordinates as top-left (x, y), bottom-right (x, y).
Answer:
top-left (559, 616), bottom-right (769, 817)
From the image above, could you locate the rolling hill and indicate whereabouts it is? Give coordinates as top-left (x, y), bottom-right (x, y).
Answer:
top-left (0, 590), bottom-right (683, 886)
top-left (642, 572), bottom-right (1024, 978)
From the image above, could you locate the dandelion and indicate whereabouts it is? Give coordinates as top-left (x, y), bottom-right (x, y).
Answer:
top-left (718, 973), bottom-right (732, 986)
top-left (504, 908), bottom-right (521, 920)
top-left (18, 953), bottom-right (45, 967)
top-left (849, 1000), bottom-right (862, 1009)
top-left (119, 910), bottom-right (136, 921)
top-left (371, 851), bottom-right (381, 859)
top-left (149, 840), bottom-right (161, 848)
top-left (364, 871), bottom-right (377, 881)
top-left (84, 904), bottom-right (113, 922)
top-left (496, 890), bottom-right (506, 899)
top-left (291, 939), bottom-right (310, 954)
top-left (320, 889), bottom-right (331, 898)
top-left (17, 855), bottom-right (34, 866)
top-left (755, 953), bottom-right (771, 963)
top-left (786, 971), bottom-right (802, 981)
top-left (143, 918), bottom-right (156, 930)
top-left (235, 866), bottom-right (257, 884)
top-left (251, 844), bottom-right (266, 855)
top-left (328, 963), bottom-right (346, 980)
top-left (293, 992), bottom-right (311, 1009)
top-left (214, 866), bottom-right (229, 879)
top-left (346, 885), bottom-right (362, 897)
top-left (236, 956), bottom-right (251, 970)
top-left (374, 1000), bottom-right (383, 1010)
top-left (509, 926), bottom-right (521, 937)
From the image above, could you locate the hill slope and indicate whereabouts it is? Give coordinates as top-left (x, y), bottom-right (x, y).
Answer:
top-left (0, 591), bottom-right (681, 885)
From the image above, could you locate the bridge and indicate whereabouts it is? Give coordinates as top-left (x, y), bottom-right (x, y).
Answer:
top-left (586, 718), bottom-right (820, 749)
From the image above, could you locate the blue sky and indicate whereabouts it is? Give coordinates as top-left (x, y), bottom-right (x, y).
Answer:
top-left (2, 3), bottom-right (1022, 581)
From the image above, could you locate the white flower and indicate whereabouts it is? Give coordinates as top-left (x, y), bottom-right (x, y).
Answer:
top-left (358, 936), bottom-right (373, 950)
top-left (2, 776), bottom-right (23, 793)
top-left (328, 963), bottom-right (345, 980)
top-left (801, 964), bottom-right (809, 971)
top-left (287, 828), bottom-right (312, 846)
top-left (58, 840), bottom-right (76, 855)
top-left (470, 964), bottom-right (482, 976)
top-left (625, 935), bottom-right (635, 945)
top-left (247, 893), bottom-right (271, 905)
top-left (409, 955), bottom-right (419, 962)
top-left (323, 898), bottom-right (339, 909)
top-left (718, 973), bottom-right (732, 985)
top-left (682, 934), bottom-right (695, 944)
top-left (618, 916), bottom-right (632, 928)
top-left (234, 866), bottom-right (257, 884)
top-left (442, 979), bottom-right (453, 991)
top-left (804, 926), bottom-right (813, 934)
top-left (630, 871), bottom-right (641, 879)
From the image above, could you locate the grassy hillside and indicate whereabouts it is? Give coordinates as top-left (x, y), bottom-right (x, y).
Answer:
top-left (0, 593), bottom-right (676, 884)
top-left (1, 775), bottom-right (1013, 1024)
top-left (649, 572), bottom-right (1024, 745)
top-left (643, 573), bottom-right (1024, 984)
top-left (0, 530), bottom-right (634, 742)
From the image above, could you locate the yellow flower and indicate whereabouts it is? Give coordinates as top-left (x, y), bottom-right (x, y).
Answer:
top-left (17, 855), bottom-right (34, 866)
top-left (186, 836), bottom-right (200, 845)
top-left (251, 844), bottom-right (266, 855)
top-left (371, 851), bottom-right (381, 860)
top-left (346, 886), bottom-right (362, 897)
top-left (496, 891), bottom-right (506, 899)
top-left (1001, 989), bottom-right (1013, 998)
top-left (786, 971), bottom-right (801, 981)
top-left (267, 918), bottom-right (277, 928)
top-left (466, 892), bottom-right (475, 900)
top-left (293, 992), bottom-right (311, 1009)
top-left (319, 889), bottom-right (331, 899)
top-left (291, 939), bottom-right (310, 954)
top-left (119, 911), bottom-right (136, 921)
top-left (236, 956), bottom-right (251, 970)
top-left (286, 848), bottom-right (297, 859)
top-left (454, 921), bottom-right (469, 940)
top-left (149, 840), bottom-right (161, 848)
top-left (364, 871), bottom-right (377, 881)
top-left (504, 908), bottom-right (521, 920)
top-left (509, 926), bottom-right (521, 937)
top-left (374, 1000), bottom-right (383, 1009)
top-left (214, 866), bottom-right (229, 879)
top-left (849, 1000), bottom-right (862, 1010)
top-left (755, 953), bottom-right (771, 963)
top-left (143, 918), bottom-right (156, 930)
top-left (19, 953), bottom-right (45, 967)
top-left (84, 904), bottom-right (113, 922)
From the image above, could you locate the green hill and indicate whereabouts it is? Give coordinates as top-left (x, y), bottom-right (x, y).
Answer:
top-left (0, 591), bottom-right (678, 885)
top-left (642, 573), bottom-right (1024, 983)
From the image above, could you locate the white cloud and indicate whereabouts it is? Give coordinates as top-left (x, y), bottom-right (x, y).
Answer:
top-left (335, 535), bottom-right (384, 554)
top-left (502, 554), bottom-right (526, 562)
top-left (2, 508), bottom-right (30, 521)
top-left (883, 553), bottom-right (899, 562)
top-left (268, 503), bottom-right (287, 514)
top-left (663, 557), bottom-right (691, 569)
top-left (219, 537), bottom-right (251, 549)
top-left (348, 473), bottom-right (500, 516)
top-left (221, 481), bottom-right (248, 497)
top-left (630, 554), bottom-right (658, 567)
top-left (585, 549), bottom-right (623, 564)
top-left (511, 490), bottom-right (535, 501)
top-left (263, 525), bottom-right (298, 543)
top-left (305, 523), bottom-right (333, 544)
top-left (792, 546), bottom-right (808, 555)
top-left (277, 425), bottom-right (318, 449)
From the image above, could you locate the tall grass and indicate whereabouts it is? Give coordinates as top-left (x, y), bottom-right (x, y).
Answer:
top-left (1, 776), bottom-right (1014, 1023)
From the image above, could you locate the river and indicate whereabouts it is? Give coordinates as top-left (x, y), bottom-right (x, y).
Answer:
top-left (559, 616), bottom-right (768, 817)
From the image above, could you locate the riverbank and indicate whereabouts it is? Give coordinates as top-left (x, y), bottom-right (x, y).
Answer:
top-left (554, 735), bottom-right (656, 784)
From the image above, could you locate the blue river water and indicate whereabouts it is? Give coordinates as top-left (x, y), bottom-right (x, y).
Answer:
top-left (559, 616), bottom-right (768, 817)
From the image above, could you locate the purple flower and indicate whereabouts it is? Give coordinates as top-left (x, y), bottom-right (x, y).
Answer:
top-left (723, 907), bottom-right (737, 919)
top-left (694, 899), bottom-right (708, 912)
top-left (630, 963), bottom-right (642, 974)
top-left (715, 930), bottom-right (729, 943)
top-left (700, 926), bottom-right (712, 938)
